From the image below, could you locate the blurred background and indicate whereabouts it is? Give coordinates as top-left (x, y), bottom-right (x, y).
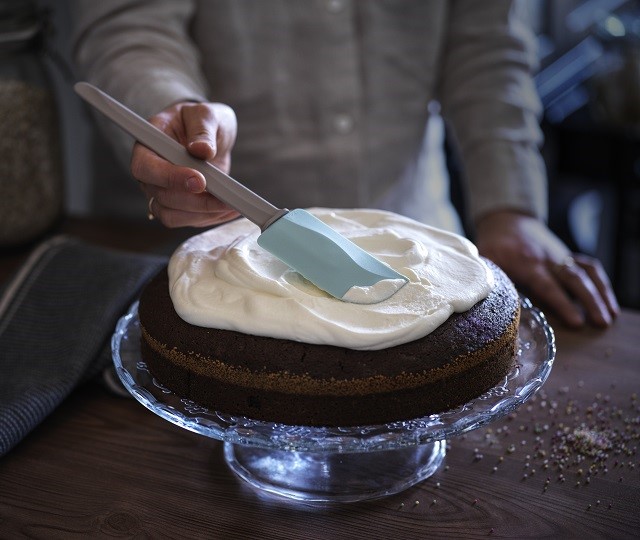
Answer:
top-left (533, 0), bottom-right (640, 312)
top-left (1, 0), bottom-right (639, 309)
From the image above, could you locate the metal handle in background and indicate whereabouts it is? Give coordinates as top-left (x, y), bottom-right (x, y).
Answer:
top-left (74, 82), bottom-right (285, 230)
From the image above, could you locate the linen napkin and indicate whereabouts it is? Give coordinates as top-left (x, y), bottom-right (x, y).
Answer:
top-left (0, 235), bottom-right (166, 457)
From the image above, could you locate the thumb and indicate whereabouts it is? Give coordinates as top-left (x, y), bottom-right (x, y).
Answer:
top-left (181, 103), bottom-right (218, 161)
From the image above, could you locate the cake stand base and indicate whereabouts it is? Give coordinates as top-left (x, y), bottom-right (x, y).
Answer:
top-left (224, 440), bottom-right (446, 502)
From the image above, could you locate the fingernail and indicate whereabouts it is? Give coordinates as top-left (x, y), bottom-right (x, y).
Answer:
top-left (188, 140), bottom-right (216, 161)
top-left (186, 176), bottom-right (204, 192)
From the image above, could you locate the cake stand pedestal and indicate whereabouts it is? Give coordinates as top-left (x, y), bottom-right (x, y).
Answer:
top-left (224, 440), bottom-right (445, 502)
top-left (112, 298), bottom-right (555, 503)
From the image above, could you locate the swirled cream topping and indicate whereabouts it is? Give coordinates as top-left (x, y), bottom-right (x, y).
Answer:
top-left (168, 208), bottom-right (494, 351)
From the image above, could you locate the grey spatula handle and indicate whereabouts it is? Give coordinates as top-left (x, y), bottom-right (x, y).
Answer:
top-left (74, 82), bottom-right (285, 230)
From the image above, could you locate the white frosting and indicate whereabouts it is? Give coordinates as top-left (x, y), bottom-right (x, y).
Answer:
top-left (168, 208), bottom-right (494, 351)
top-left (342, 278), bottom-right (407, 304)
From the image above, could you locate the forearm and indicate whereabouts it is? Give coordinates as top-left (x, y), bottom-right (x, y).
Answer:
top-left (438, 0), bottom-right (547, 226)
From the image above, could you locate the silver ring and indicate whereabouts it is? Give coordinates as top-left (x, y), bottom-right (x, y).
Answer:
top-left (147, 196), bottom-right (155, 221)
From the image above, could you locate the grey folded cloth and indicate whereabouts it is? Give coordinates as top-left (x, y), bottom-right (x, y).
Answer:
top-left (0, 235), bottom-right (166, 457)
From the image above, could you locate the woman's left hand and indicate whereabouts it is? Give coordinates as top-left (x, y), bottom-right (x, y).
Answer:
top-left (474, 211), bottom-right (620, 328)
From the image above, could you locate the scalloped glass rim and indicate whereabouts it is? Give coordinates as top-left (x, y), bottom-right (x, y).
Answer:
top-left (112, 297), bottom-right (555, 453)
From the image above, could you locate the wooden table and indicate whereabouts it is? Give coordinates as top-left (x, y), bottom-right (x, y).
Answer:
top-left (1, 219), bottom-right (639, 539)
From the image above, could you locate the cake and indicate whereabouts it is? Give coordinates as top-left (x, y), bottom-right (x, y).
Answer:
top-left (138, 208), bottom-right (520, 427)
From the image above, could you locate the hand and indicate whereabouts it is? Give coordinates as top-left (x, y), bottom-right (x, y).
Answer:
top-left (132, 101), bottom-right (240, 228)
top-left (474, 211), bottom-right (620, 328)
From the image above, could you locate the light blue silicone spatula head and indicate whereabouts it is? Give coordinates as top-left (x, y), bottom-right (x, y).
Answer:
top-left (257, 209), bottom-right (407, 303)
top-left (74, 82), bottom-right (408, 303)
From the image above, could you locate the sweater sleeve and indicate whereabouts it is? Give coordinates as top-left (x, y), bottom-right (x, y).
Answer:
top-left (71, 0), bottom-right (210, 164)
top-left (438, 0), bottom-right (548, 224)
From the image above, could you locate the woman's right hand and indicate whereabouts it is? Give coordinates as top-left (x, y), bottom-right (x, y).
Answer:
top-left (132, 101), bottom-right (240, 228)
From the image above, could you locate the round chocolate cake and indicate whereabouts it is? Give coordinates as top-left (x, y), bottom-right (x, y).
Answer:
top-left (138, 209), bottom-right (520, 427)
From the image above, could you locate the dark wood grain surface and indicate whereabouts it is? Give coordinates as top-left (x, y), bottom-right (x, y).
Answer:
top-left (1, 220), bottom-right (638, 539)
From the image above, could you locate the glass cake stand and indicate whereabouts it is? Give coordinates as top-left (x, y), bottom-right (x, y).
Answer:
top-left (111, 297), bottom-right (555, 503)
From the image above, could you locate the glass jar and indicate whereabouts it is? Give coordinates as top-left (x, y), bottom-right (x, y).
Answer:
top-left (0, 0), bottom-right (63, 248)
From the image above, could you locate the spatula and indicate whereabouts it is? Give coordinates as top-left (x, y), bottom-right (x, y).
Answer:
top-left (74, 82), bottom-right (407, 303)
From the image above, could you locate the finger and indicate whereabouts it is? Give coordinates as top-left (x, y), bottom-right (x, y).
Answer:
top-left (573, 254), bottom-right (621, 318)
top-left (153, 189), bottom-right (232, 215)
top-left (150, 198), bottom-right (239, 229)
top-left (525, 265), bottom-right (586, 327)
top-left (131, 142), bottom-right (206, 193)
top-left (553, 262), bottom-right (612, 327)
